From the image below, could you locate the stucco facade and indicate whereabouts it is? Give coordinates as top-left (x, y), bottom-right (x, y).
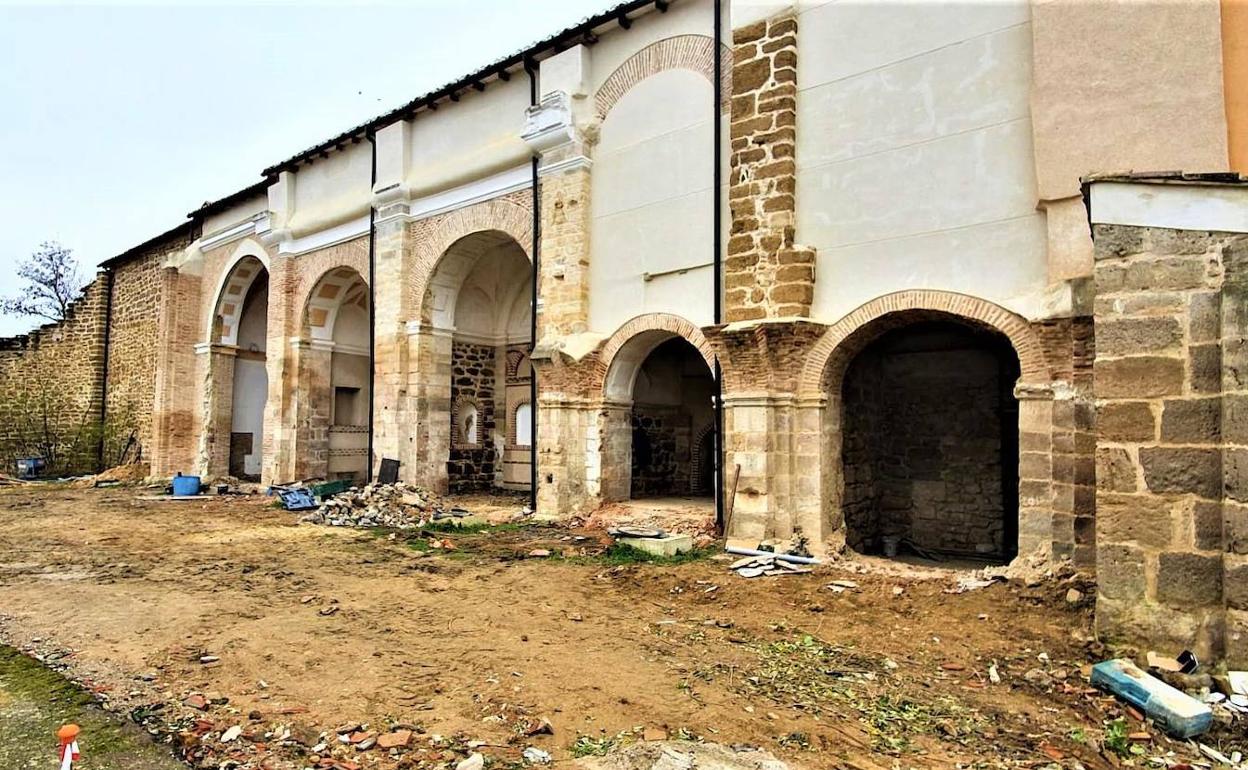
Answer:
top-left (7, 0), bottom-right (1248, 660)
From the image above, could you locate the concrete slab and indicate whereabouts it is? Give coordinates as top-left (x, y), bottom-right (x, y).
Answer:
top-left (617, 534), bottom-right (694, 557)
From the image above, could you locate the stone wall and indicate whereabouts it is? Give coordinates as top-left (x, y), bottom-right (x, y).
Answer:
top-left (103, 231), bottom-right (194, 467)
top-left (0, 276), bottom-right (110, 475)
top-left (726, 12), bottom-right (816, 321)
top-left (449, 342), bottom-right (496, 491)
top-left (630, 407), bottom-right (691, 497)
top-left (840, 325), bottom-right (1015, 560)
top-left (1092, 222), bottom-right (1248, 664)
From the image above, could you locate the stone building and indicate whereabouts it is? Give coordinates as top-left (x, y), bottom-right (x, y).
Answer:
top-left (3, 0), bottom-right (1247, 661)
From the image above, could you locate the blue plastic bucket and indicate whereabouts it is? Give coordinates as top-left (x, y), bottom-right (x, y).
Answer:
top-left (171, 475), bottom-right (201, 497)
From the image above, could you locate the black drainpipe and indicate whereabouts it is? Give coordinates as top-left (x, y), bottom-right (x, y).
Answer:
top-left (712, 0), bottom-right (726, 533)
top-left (525, 59), bottom-right (541, 511)
top-left (366, 132), bottom-right (378, 483)
top-left (97, 267), bottom-right (116, 472)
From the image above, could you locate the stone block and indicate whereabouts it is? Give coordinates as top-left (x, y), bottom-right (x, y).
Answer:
top-left (1094, 357), bottom-right (1185, 399)
top-left (1160, 397), bottom-right (1221, 443)
top-left (1096, 448), bottom-right (1137, 492)
top-left (1189, 344), bottom-right (1222, 394)
top-left (1096, 543), bottom-right (1146, 600)
top-left (1098, 402), bottom-right (1156, 442)
top-left (1225, 395), bottom-right (1248, 444)
top-left (1226, 448), bottom-right (1248, 504)
top-left (617, 534), bottom-right (693, 557)
top-left (1140, 447), bottom-right (1221, 499)
top-left (1155, 552), bottom-right (1223, 607)
top-left (1188, 292), bottom-right (1221, 343)
top-left (1225, 562), bottom-right (1248, 611)
top-left (1097, 318), bottom-right (1182, 357)
top-left (1192, 500), bottom-right (1224, 551)
top-left (1096, 492), bottom-right (1173, 548)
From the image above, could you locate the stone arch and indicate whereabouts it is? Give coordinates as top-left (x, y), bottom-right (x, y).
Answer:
top-left (452, 394), bottom-right (483, 448)
top-left (299, 266), bottom-right (370, 342)
top-left (798, 290), bottom-right (1049, 397)
top-left (599, 313), bottom-right (716, 403)
top-left (408, 196), bottom-right (533, 324)
top-left (508, 397), bottom-right (532, 447)
top-left (594, 34), bottom-right (732, 121)
top-left (209, 247), bottom-right (270, 346)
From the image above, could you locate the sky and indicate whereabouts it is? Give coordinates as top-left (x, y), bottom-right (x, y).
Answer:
top-left (0, 0), bottom-right (607, 336)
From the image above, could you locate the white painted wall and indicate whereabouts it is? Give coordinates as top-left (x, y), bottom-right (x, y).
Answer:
top-left (795, 0), bottom-right (1049, 323)
top-left (590, 69), bottom-right (716, 334)
top-left (288, 143), bottom-right (373, 236)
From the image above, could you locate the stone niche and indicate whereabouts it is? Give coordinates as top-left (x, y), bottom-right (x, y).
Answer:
top-left (1087, 175), bottom-right (1248, 665)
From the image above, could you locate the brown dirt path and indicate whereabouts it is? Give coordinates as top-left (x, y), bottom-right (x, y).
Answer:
top-left (0, 486), bottom-right (1216, 769)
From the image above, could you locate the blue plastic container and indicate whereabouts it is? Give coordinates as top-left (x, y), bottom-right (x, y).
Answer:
top-left (1091, 658), bottom-right (1212, 738)
top-left (171, 474), bottom-right (202, 497)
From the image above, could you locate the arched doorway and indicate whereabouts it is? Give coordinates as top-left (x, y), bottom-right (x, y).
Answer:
top-left (422, 230), bottom-right (532, 493)
top-left (837, 316), bottom-right (1021, 562)
top-left (208, 256), bottom-right (269, 481)
top-left (300, 267), bottom-right (370, 482)
top-left (601, 325), bottom-right (716, 509)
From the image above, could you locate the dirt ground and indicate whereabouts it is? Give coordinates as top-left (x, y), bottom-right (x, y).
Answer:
top-left (0, 485), bottom-right (1240, 770)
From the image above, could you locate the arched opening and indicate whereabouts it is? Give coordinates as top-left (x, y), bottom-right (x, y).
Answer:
top-left (837, 316), bottom-right (1021, 563)
top-left (423, 230), bottom-right (532, 493)
top-left (210, 256), bottom-right (269, 481)
top-left (602, 330), bottom-right (716, 510)
top-left (300, 267), bottom-right (370, 482)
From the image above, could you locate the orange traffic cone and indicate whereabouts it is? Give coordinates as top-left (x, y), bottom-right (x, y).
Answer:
top-left (57, 724), bottom-right (80, 770)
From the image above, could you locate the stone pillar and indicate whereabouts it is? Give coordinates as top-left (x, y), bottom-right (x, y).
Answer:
top-left (726, 12), bottom-right (816, 322)
top-left (371, 201), bottom-right (414, 480)
top-left (596, 401), bottom-right (632, 502)
top-left (1221, 237), bottom-right (1248, 662)
top-left (1016, 384), bottom-right (1058, 556)
top-left (289, 339), bottom-right (334, 481)
top-left (1092, 224), bottom-right (1237, 661)
top-left (195, 343), bottom-right (237, 479)
top-left (151, 266), bottom-right (202, 478)
top-left (406, 324), bottom-right (453, 492)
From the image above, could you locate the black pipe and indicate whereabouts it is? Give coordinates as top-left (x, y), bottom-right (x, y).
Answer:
top-left (97, 267), bottom-right (116, 472)
top-left (712, 0), bottom-right (726, 533)
top-left (525, 59), bottom-right (541, 511)
top-left (366, 132), bottom-right (378, 483)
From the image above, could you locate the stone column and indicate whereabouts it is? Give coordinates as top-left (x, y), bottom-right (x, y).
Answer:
top-left (406, 324), bottom-right (453, 492)
top-left (289, 339), bottom-right (334, 481)
top-left (151, 266), bottom-right (202, 478)
top-left (371, 199), bottom-right (414, 481)
top-left (596, 400), bottom-right (632, 502)
top-left (1092, 224), bottom-right (1234, 661)
top-left (195, 343), bottom-right (237, 479)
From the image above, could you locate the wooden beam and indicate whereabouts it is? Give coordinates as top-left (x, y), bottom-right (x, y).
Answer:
top-left (656, 0), bottom-right (669, 11)
top-left (498, 68), bottom-right (511, 82)
top-left (617, 13), bottom-right (632, 29)
top-left (472, 81), bottom-right (485, 92)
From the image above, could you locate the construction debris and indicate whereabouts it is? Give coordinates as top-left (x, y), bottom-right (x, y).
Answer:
top-left (1091, 658), bottom-right (1212, 739)
top-left (728, 552), bottom-right (814, 578)
top-left (299, 482), bottom-right (449, 528)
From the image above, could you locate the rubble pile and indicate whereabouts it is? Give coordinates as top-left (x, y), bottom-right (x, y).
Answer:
top-left (299, 482), bottom-right (447, 529)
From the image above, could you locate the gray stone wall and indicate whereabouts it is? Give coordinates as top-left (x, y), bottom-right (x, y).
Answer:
top-left (1092, 222), bottom-right (1248, 665)
top-left (449, 342), bottom-right (496, 491)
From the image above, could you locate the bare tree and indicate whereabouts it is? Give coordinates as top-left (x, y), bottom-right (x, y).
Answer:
top-left (1, 242), bottom-right (83, 323)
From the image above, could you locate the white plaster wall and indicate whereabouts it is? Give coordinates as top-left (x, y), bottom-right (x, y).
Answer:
top-left (795, 0), bottom-right (1049, 323)
top-left (236, 282), bottom-right (268, 353)
top-left (289, 142), bottom-right (373, 235)
top-left (590, 69), bottom-right (716, 334)
top-left (333, 302), bottom-right (370, 350)
top-left (202, 193), bottom-right (268, 240)
top-left (231, 359), bottom-right (267, 476)
top-left (588, 0), bottom-right (714, 93)
top-left (405, 78), bottom-right (531, 199)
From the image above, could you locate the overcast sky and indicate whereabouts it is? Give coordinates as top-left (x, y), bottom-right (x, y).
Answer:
top-left (0, 0), bottom-right (606, 336)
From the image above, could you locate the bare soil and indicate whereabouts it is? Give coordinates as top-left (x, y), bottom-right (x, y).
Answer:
top-left (0, 486), bottom-right (1235, 769)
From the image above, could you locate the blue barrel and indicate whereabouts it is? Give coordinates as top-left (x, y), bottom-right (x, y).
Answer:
top-left (171, 475), bottom-right (202, 497)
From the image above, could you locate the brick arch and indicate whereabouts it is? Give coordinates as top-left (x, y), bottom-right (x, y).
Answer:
top-left (298, 266), bottom-right (369, 342)
top-left (451, 394), bottom-right (484, 448)
top-left (798, 291), bottom-right (1049, 396)
top-left (599, 313), bottom-right (716, 402)
top-left (408, 196), bottom-right (533, 323)
top-left (594, 34), bottom-right (732, 122)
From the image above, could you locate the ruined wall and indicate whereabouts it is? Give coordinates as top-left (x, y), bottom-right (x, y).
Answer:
top-left (449, 342), bottom-right (496, 491)
top-left (1092, 221), bottom-right (1248, 664)
top-left (630, 407), bottom-right (690, 498)
top-left (0, 277), bottom-right (110, 475)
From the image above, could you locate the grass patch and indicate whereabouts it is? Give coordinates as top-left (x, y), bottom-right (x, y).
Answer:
top-left (719, 634), bottom-right (982, 755)
top-left (570, 730), bottom-right (634, 757)
top-left (578, 542), bottom-right (717, 566)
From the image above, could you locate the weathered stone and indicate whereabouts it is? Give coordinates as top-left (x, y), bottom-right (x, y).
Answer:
top-left (1094, 357), bottom-right (1185, 398)
top-left (1160, 397), bottom-right (1221, 443)
top-left (1098, 402), bottom-right (1156, 442)
top-left (1224, 448), bottom-right (1248, 504)
top-left (1155, 552), bottom-right (1223, 607)
top-left (1189, 344), bottom-right (1222, 394)
top-left (1096, 544), bottom-right (1147, 600)
top-left (1188, 291), bottom-right (1221, 343)
top-left (1225, 563), bottom-right (1248, 611)
top-left (1096, 448), bottom-right (1138, 492)
top-left (1140, 447), bottom-right (1222, 498)
top-left (1192, 500), bottom-right (1224, 550)
top-left (1097, 318), bottom-right (1182, 357)
top-left (1096, 493), bottom-right (1173, 548)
